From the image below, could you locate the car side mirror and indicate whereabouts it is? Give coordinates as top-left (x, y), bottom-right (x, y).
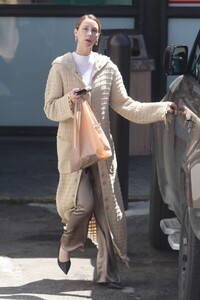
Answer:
top-left (163, 45), bottom-right (188, 75)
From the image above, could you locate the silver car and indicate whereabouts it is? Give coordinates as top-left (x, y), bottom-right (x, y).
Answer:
top-left (149, 30), bottom-right (200, 300)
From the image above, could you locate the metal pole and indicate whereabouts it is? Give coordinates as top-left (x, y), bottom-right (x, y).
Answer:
top-left (107, 33), bottom-right (131, 210)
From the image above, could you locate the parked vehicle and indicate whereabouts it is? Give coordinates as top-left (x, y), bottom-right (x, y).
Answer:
top-left (149, 30), bottom-right (200, 300)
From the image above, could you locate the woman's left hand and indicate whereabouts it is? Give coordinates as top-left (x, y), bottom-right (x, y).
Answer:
top-left (166, 102), bottom-right (178, 115)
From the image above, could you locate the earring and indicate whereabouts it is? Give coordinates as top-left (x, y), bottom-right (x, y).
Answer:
top-left (75, 36), bottom-right (77, 42)
top-left (95, 39), bottom-right (98, 46)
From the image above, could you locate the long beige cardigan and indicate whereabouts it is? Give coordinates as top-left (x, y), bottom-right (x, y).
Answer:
top-left (44, 52), bottom-right (172, 264)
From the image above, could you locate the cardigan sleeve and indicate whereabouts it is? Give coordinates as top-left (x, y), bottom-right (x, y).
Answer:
top-left (44, 64), bottom-right (74, 122)
top-left (109, 64), bottom-right (172, 124)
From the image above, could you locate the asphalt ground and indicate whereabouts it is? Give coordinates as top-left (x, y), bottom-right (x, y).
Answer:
top-left (0, 137), bottom-right (179, 300)
top-left (0, 137), bottom-right (151, 202)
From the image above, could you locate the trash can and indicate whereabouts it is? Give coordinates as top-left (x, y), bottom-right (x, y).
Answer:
top-left (129, 34), bottom-right (155, 156)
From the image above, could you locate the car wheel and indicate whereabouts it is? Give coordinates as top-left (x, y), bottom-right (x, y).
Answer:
top-left (149, 158), bottom-right (174, 250)
top-left (178, 208), bottom-right (200, 300)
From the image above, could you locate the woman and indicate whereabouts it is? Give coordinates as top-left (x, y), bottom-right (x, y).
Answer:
top-left (44, 14), bottom-right (176, 289)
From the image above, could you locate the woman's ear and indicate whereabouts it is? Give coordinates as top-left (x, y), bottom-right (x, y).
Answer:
top-left (74, 28), bottom-right (77, 40)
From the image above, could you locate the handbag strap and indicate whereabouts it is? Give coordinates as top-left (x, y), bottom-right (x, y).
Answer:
top-left (73, 100), bottom-right (82, 148)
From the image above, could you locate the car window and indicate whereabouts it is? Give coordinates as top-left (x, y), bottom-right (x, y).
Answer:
top-left (190, 42), bottom-right (200, 83)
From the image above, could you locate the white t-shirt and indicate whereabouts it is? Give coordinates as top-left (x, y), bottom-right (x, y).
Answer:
top-left (72, 51), bottom-right (95, 86)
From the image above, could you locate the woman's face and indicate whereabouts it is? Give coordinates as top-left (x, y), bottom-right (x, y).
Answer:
top-left (74, 17), bottom-right (100, 51)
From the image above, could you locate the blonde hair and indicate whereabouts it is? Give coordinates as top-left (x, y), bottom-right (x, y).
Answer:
top-left (74, 14), bottom-right (101, 34)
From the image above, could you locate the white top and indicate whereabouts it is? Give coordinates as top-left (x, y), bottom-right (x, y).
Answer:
top-left (72, 51), bottom-right (95, 86)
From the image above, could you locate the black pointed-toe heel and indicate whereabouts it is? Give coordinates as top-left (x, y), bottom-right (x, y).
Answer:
top-left (57, 258), bottom-right (71, 275)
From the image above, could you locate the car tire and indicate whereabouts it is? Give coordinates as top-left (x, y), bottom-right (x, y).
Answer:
top-left (149, 158), bottom-right (174, 250)
top-left (178, 208), bottom-right (200, 300)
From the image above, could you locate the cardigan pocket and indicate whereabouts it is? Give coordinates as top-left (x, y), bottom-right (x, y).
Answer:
top-left (57, 135), bottom-right (73, 173)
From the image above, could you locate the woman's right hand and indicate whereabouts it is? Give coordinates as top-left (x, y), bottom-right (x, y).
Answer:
top-left (69, 88), bottom-right (82, 104)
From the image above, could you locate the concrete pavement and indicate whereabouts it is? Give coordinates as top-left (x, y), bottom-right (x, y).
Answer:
top-left (0, 201), bottom-right (178, 300)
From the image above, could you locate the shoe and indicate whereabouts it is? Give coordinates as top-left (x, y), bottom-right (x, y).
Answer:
top-left (98, 282), bottom-right (123, 290)
top-left (57, 258), bottom-right (71, 275)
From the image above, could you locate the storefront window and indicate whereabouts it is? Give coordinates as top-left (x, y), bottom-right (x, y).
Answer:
top-left (0, 16), bottom-right (134, 126)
